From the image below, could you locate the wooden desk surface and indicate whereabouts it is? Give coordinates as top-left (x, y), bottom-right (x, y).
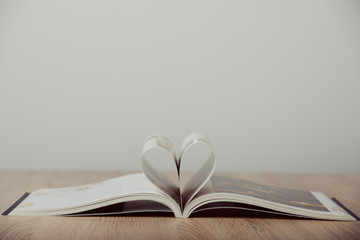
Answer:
top-left (0, 171), bottom-right (359, 239)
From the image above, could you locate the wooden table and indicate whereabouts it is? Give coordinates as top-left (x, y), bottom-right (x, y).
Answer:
top-left (0, 171), bottom-right (359, 239)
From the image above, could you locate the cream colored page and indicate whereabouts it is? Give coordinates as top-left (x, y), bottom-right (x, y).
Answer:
top-left (179, 133), bottom-right (216, 206)
top-left (141, 135), bottom-right (179, 202)
top-left (14, 173), bottom-right (165, 212)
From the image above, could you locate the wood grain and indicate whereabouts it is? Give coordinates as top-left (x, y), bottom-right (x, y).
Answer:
top-left (0, 171), bottom-right (359, 240)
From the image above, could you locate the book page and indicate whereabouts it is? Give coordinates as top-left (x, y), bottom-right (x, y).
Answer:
top-left (179, 133), bottom-right (216, 208)
top-left (11, 173), bottom-right (170, 214)
top-left (180, 153), bottom-right (215, 207)
top-left (141, 133), bottom-right (216, 210)
top-left (210, 175), bottom-right (328, 212)
top-left (185, 174), bottom-right (355, 220)
top-left (141, 135), bottom-right (180, 204)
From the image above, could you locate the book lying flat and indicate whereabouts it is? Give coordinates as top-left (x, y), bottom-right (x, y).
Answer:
top-left (3, 133), bottom-right (357, 220)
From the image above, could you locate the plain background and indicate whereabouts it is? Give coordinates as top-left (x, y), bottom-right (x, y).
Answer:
top-left (0, 0), bottom-right (359, 173)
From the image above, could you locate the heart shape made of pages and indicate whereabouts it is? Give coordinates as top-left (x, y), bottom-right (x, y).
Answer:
top-left (141, 133), bottom-right (216, 207)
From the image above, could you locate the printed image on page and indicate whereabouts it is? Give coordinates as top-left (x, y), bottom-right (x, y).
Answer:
top-left (210, 175), bottom-right (329, 212)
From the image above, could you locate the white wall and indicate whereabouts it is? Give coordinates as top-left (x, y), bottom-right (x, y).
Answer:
top-left (1, 0), bottom-right (359, 173)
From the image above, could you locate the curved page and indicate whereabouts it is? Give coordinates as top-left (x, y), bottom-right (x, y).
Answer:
top-left (184, 175), bottom-right (355, 220)
top-left (9, 173), bottom-right (180, 216)
top-left (141, 135), bottom-right (180, 203)
top-left (180, 133), bottom-right (216, 208)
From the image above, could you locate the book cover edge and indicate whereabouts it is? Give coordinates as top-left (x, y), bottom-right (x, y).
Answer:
top-left (2, 192), bottom-right (31, 216)
top-left (331, 198), bottom-right (359, 221)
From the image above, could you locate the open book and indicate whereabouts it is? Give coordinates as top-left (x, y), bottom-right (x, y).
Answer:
top-left (3, 133), bottom-right (357, 220)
